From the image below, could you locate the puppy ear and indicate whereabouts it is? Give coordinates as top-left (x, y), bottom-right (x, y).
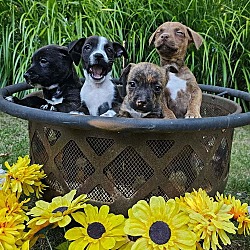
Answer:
top-left (113, 42), bottom-right (129, 59)
top-left (120, 63), bottom-right (135, 80)
top-left (149, 31), bottom-right (156, 46)
top-left (67, 38), bottom-right (86, 65)
top-left (120, 63), bottom-right (135, 97)
top-left (186, 27), bottom-right (203, 50)
top-left (58, 46), bottom-right (70, 57)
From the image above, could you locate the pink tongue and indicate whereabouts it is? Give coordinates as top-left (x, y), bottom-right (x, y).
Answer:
top-left (92, 65), bottom-right (103, 78)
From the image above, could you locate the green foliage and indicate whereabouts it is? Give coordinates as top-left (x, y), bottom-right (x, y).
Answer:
top-left (0, 0), bottom-right (249, 96)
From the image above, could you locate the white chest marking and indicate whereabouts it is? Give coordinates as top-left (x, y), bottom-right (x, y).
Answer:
top-left (90, 37), bottom-right (109, 64)
top-left (81, 72), bottom-right (115, 116)
top-left (45, 97), bottom-right (63, 105)
top-left (167, 72), bottom-right (187, 100)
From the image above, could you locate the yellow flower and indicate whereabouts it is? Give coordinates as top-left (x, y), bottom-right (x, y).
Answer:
top-left (27, 190), bottom-right (88, 228)
top-left (0, 208), bottom-right (25, 250)
top-left (216, 192), bottom-right (250, 235)
top-left (65, 204), bottom-right (126, 250)
top-left (0, 189), bottom-right (29, 220)
top-left (124, 196), bottom-right (197, 250)
top-left (176, 189), bottom-right (236, 250)
top-left (2, 155), bottom-right (47, 198)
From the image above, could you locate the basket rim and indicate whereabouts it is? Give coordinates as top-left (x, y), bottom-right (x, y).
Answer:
top-left (0, 82), bottom-right (249, 133)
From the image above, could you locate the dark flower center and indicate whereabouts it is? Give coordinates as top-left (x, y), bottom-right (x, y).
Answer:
top-left (87, 222), bottom-right (106, 239)
top-left (149, 221), bottom-right (171, 245)
top-left (52, 206), bottom-right (68, 213)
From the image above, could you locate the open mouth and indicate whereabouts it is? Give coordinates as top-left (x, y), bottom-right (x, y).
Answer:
top-left (88, 65), bottom-right (107, 80)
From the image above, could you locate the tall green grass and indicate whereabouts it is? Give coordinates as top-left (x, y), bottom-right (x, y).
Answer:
top-left (0, 0), bottom-right (249, 97)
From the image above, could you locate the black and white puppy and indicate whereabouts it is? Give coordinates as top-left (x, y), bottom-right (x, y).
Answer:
top-left (68, 36), bottom-right (128, 117)
top-left (6, 45), bottom-right (82, 113)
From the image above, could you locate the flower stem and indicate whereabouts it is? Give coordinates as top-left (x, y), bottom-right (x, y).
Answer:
top-left (46, 235), bottom-right (53, 250)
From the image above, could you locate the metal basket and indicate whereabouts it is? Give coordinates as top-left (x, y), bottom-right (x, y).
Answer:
top-left (0, 83), bottom-right (249, 215)
top-left (28, 93), bottom-right (241, 215)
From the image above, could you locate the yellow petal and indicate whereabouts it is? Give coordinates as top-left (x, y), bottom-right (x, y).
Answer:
top-left (150, 196), bottom-right (166, 217)
top-left (108, 214), bottom-right (124, 229)
top-left (0, 235), bottom-right (15, 244)
top-left (132, 237), bottom-right (149, 250)
top-left (99, 205), bottom-right (110, 220)
top-left (101, 237), bottom-right (116, 249)
top-left (58, 215), bottom-right (71, 227)
top-left (124, 221), bottom-right (146, 236)
top-left (89, 241), bottom-right (100, 250)
top-left (72, 212), bottom-right (88, 227)
top-left (65, 227), bottom-right (85, 240)
top-left (69, 239), bottom-right (88, 250)
top-left (64, 190), bottom-right (76, 202)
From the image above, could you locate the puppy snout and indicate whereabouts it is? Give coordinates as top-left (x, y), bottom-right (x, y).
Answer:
top-left (160, 33), bottom-right (170, 40)
top-left (23, 72), bottom-right (30, 80)
top-left (136, 99), bottom-right (147, 108)
top-left (94, 53), bottom-right (104, 60)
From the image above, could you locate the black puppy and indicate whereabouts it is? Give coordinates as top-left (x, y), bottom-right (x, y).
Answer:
top-left (6, 45), bottom-right (82, 113)
top-left (68, 36), bottom-right (128, 117)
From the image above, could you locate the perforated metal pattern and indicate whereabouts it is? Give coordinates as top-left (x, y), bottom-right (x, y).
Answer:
top-left (45, 172), bottom-right (64, 195)
top-left (104, 146), bottom-right (154, 198)
top-left (54, 140), bottom-right (95, 189)
top-left (197, 178), bottom-right (213, 193)
top-left (31, 130), bottom-right (48, 165)
top-left (87, 185), bottom-right (114, 203)
top-left (144, 186), bottom-right (170, 202)
top-left (44, 127), bottom-right (61, 146)
top-left (212, 138), bottom-right (229, 179)
top-left (146, 140), bottom-right (175, 158)
top-left (163, 145), bottom-right (204, 192)
top-left (200, 135), bottom-right (217, 152)
top-left (86, 137), bottom-right (114, 156)
top-left (200, 100), bottom-right (230, 117)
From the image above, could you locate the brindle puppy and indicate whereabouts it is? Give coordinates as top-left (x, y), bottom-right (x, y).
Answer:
top-left (119, 62), bottom-right (175, 118)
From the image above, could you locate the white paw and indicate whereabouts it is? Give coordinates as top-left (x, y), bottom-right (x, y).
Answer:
top-left (40, 104), bottom-right (49, 110)
top-left (100, 110), bottom-right (117, 117)
top-left (69, 111), bottom-right (85, 116)
top-left (50, 105), bottom-right (57, 111)
top-left (185, 112), bottom-right (201, 119)
top-left (5, 96), bottom-right (14, 102)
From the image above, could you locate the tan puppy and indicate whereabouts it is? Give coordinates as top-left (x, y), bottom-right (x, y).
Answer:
top-left (119, 62), bottom-right (175, 119)
top-left (149, 22), bottom-right (203, 118)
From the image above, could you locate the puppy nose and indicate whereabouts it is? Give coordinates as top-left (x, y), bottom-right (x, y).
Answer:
top-left (23, 72), bottom-right (30, 80)
top-left (94, 53), bottom-right (104, 59)
top-left (136, 99), bottom-right (147, 107)
top-left (160, 33), bottom-right (169, 39)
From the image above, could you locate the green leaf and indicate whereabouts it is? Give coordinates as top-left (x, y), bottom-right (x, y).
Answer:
top-left (55, 241), bottom-right (70, 250)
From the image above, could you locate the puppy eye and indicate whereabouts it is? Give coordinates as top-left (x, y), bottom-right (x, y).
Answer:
top-left (106, 47), bottom-right (113, 53)
top-left (40, 58), bottom-right (48, 64)
top-left (154, 85), bottom-right (162, 92)
top-left (129, 81), bottom-right (136, 87)
top-left (84, 44), bottom-right (91, 50)
top-left (176, 30), bottom-right (185, 37)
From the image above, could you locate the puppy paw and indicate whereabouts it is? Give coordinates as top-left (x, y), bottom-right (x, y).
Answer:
top-left (100, 110), bottom-right (117, 117)
top-left (40, 104), bottom-right (57, 111)
top-left (40, 104), bottom-right (49, 110)
top-left (5, 96), bottom-right (15, 102)
top-left (185, 112), bottom-right (201, 119)
top-left (50, 105), bottom-right (57, 111)
top-left (69, 111), bottom-right (85, 116)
